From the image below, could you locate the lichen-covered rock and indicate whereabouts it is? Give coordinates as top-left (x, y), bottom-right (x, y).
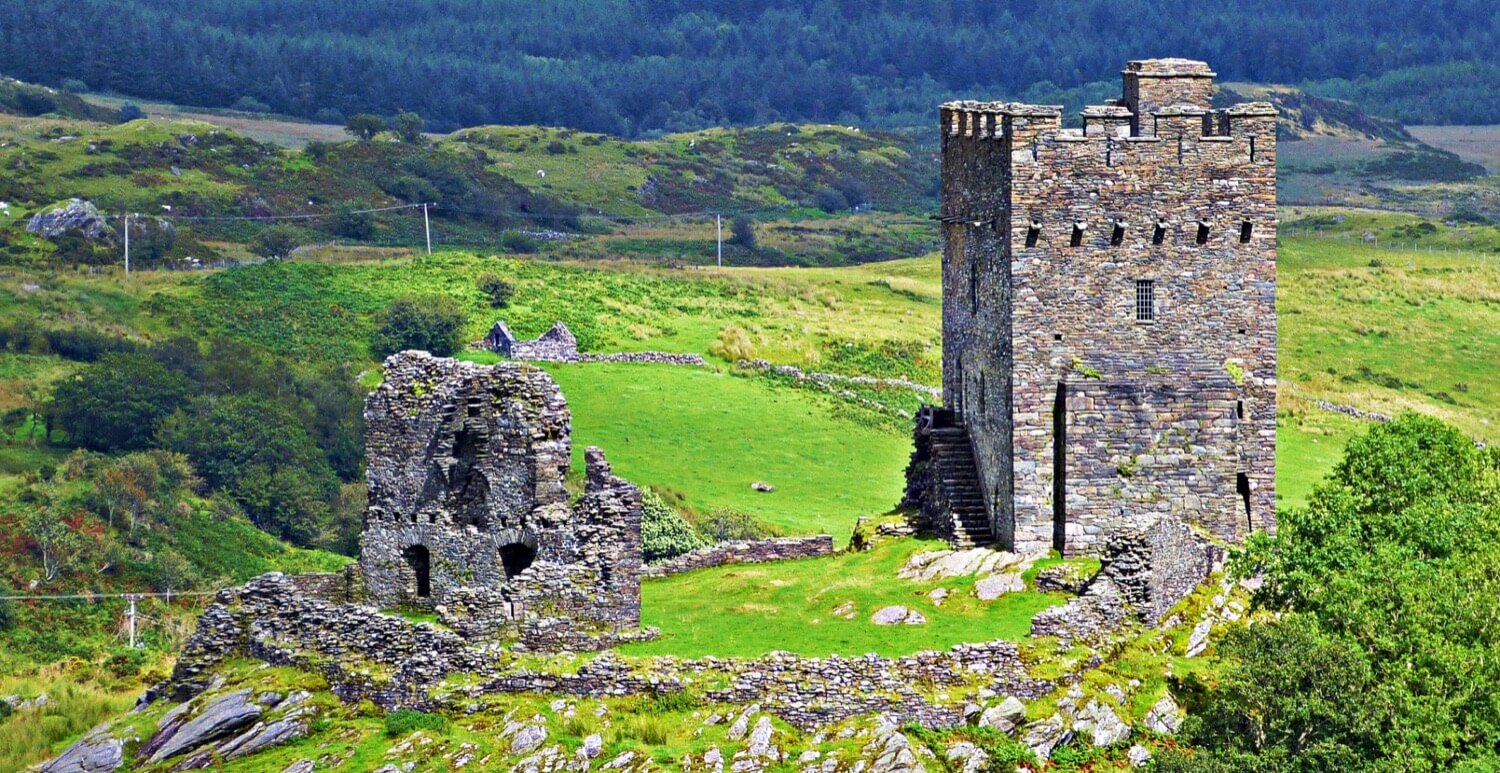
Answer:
top-left (26, 199), bottom-right (110, 240)
top-left (1144, 694), bottom-right (1182, 735)
top-left (1021, 714), bottom-right (1067, 760)
top-left (37, 723), bottom-right (124, 773)
top-left (871, 606), bottom-right (926, 625)
top-left (976, 696), bottom-right (1027, 732)
top-left (510, 724), bottom-right (548, 754)
top-left (1075, 699), bottom-right (1130, 747)
top-left (974, 573), bottom-right (1024, 600)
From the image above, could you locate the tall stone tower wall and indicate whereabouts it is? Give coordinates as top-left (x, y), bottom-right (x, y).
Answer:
top-left (938, 59), bottom-right (1277, 556)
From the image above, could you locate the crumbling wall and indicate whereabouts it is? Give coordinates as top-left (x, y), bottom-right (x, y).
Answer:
top-left (642, 536), bottom-right (835, 578)
top-left (485, 321), bottom-right (580, 361)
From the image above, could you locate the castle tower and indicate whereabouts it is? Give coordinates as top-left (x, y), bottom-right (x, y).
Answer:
top-left (921, 59), bottom-right (1276, 555)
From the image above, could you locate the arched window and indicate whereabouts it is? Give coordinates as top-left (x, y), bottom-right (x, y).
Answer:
top-left (500, 542), bottom-right (537, 579)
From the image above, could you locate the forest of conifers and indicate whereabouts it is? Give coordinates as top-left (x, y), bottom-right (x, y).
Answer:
top-left (3, 0), bottom-right (1498, 133)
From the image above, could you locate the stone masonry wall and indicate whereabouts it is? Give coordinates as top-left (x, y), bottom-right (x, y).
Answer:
top-left (936, 58), bottom-right (1277, 556)
top-left (642, 536), bottom-right (835, 578)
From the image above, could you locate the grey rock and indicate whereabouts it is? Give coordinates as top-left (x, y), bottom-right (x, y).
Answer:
top-left (1128, 744), bottom-right (1152, 767)
top-left (38, 724), bottom-right (124, 773)
top-left (1022, 714), bottom-right (1066, 760)
top-left (944, 742), bottom-right (988, 773)
top-left (26, 199), bottom-right (110, 240)
top-left (281, 762), bottom-right (315, 773)
top-left (1076, 700), bottom-right (1130, 747)
top-left (510, 724), bottom-right (548, 754)
top-left (974, 573), bottom-right (1024, 601)
top-left (149, 689), bottom-right (262, 762)
top-left (579, 733), bottom-right (603, 759)
top-left (745, 716), bottom-right (777, 760)
top-left (977, 696), bottom-right (1027, 732)
top-left (1144, 694), bottom-right (1181, 735)
top-left (1185, 619), bottom-right (1213, 657)
top-left (871, 606), bottom-right (926, 625)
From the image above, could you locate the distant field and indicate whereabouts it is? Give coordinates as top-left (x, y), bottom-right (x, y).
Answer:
top-left (81, 93), bottom-right (352, 148)
top-left (1409, 125), bottom-right (1500, 173)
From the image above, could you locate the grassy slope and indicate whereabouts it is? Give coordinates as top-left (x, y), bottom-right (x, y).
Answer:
top-left (623, 538), bottom-right (1070, 658)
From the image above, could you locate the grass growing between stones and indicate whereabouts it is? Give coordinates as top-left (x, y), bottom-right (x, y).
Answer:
top-left (621, 538), bottom-right (1068, 658)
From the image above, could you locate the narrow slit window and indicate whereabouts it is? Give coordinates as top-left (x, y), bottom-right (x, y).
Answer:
top-left (1025, 220), bottom-right (1041, 248)
top-left (1152, 221), bottom-right (1166, 245)
top-left (1135, 279), bottom-right (1156, 322)
top-left (1070, 222), bottom-right (1085, 247)
top-left (1236, 399), bottom-right (1246, 420)
top-left (1196, 221), bottom-right (1210, 245)
top-left (1239, 220), bottom-right (1253, 243)
top-left (1110, 220), bottom-right (1126, 247)
top-left (1249, 135), bottom-right (1257, 163)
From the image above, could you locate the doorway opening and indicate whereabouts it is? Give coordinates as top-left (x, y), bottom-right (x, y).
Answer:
top-left (1052, 382), bottom-right (1067, 554)
top-left (403, 544), bottom-right (431, 598)
top-left (500, 542), bottom-right (537, 580)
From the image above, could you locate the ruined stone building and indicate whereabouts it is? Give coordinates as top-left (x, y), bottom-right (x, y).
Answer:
top-left (359, 351), bottom-right (645, 647)
top-left (908, 59), bottom-right (1276, 556)
top-left (485, 320), bottom-right (580, 361)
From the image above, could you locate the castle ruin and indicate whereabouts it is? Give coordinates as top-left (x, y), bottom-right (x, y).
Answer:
top-left (359, 351), bottom-right (646, 647)
top-left (908, 59), bottom-right (1277, 555)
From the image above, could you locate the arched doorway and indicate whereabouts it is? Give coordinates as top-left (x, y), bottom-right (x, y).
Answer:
top-left (403, 544), bottom-right (431, 598)
top-left (499, 542), bottom-right (536, 579)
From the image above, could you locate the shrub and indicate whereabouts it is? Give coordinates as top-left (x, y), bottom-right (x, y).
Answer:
top-left (477, 272), bottom-right (516, 308)
top-left (313, 107), bottom-right (345, 125)
top-left (384, 710), bottom-right (449, 737)
top-left (116, 103), bottom-right (144, 122)
top-left (499, 230), bottom-right (540, 254)
top-left (393, 110), bottom-right (425, 143)
top-left (371, 294), bottom-right (469, 358)
top-left (729, 215), bottom-right (756, 248)
top-left (250, 225), bottom-right (300, 261)
top-left (49, 353), bottom-right (196, 452)
top-left (0, 584), bottom-right (13, 631)
top-left (545, 140), bottom-right (568, 154)
top-left (709, 325), bottom-right (753, 361)
top-left (696, 508), bottom-right (769, 543)
top-left (1329, 412), bottom-right (1486, 516)
top-left (813, 187), bottom-right (850, 213)
top-left (641, 489), bottom-right (704, 563)
top-left (61, 78), bottom-right (89, 94)
top-left (344, 113), bottom-right (387, 141)
top-left (231, 96), bottom-right (271, 113)
top-left (331, 207), bottom-right (375, 240)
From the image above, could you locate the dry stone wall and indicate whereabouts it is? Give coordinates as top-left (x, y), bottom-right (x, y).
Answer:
top-left (642, 536), bottom-right (834, 578)
top-left (928, 58), bottom-right (1277, 557)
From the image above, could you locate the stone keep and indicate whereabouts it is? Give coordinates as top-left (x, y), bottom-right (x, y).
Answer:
top-left (919, 59), bottom-right (1276, 555)
top-left (358, 351), bottom-right (642, 638)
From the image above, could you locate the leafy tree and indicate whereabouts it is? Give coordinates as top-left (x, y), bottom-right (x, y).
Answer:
top-left (813, 187), bottom-right (850, 213)
top-left (116, 103), bottom-right (144, 122)
top-left (61, 78), bottom-right (88, 93)
top-left (729, 215), bottom-right (756, 248)
top-left (1175, 414), bottom-right (1500, 771)
top-left (344, 113), bottom-right (386, 141)
top-left (641, 489), bottom-right (704, 563)
top-left (332, 206), bottom-right (375, 240)
top-left (48, 352), bottom-right (195, 452)
top-left (476, 272), bottom-right (516, 308)
top-left (22, 484), bottom-right (81, 582)
top-left (0, 582), bottom-right (13, 631)
top-left (370, 294), bottom-right (468, 358)
top-left (393, 110), bottom-right (425, 143)
top-left (250, 225), bottom-right (300, 260)
top-left (232, 95), bottom-right (271, 113)
top-left (696, 507), bottom-right (769, 543)
top-left (158, 395), bottom-right (339, 545)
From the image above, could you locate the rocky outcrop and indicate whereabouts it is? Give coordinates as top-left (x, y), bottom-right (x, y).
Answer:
top-left (642, 536), bottom-right (833, 578)
top-left (37, 724), bottom-right (125, 773)
top-left (26, 199), bottom-right (111, 240)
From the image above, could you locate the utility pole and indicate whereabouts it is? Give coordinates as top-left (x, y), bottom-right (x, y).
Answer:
top-left (122, 214), bottom-right (130, 275)
top-left (127, 595), bottom-right (137, 648)
top-left (716, 213), bottom-right (723, 268)
top-left (423, 203), bottom-right (432, 255)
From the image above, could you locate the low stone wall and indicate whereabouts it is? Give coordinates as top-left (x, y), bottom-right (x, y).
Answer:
top-left (285, 565), bottom-right (363, 604)
top-left (577, 352), bottom-right (706, 366)
top-left (160, 572), bottom-right (1051, 731)
top-left (643, 536), bottom-right (835, 578)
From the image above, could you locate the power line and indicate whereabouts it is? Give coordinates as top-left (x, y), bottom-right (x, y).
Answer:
top-left (0, 590), bottom-right (220, 601)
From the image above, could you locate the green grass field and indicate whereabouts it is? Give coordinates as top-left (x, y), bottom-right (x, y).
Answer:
top-left (622, 538), bottom-right (1070, 658)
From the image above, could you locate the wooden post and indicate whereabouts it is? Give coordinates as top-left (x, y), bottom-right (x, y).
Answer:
top-left (122, 214), bottom-right (130, 275)
top-left (423, 203), bottom-right (432, 255)
top-left (127, 595), bottom-right (137, 648)
top-left (716, 214), bottom-right (722, 268)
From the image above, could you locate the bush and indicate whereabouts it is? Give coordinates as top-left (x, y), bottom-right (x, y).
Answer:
top-left (477, 272), bottom-right (516, 308)
top-left (696, 508), bottom-right (769, 543)
top-left (545, 140), bottom-right (568, 154)
top-left (813, 187), bottom-right (850, 213)
top-left (116, 103), bottom-right (144, 122)
top-left (709, 325), bottom-right (753, 361)
top-left (729, 215), bottom-right (756, 248)
top-left (641, 489), bottom-right (704, 563)
top-left (61, 78), bottom-right (89, 94)
top-left (331, 207), bottom-right (375, 240)
top-left (49, 353), bottom-right (196, 452)
top-left (250, 225), bottom-right (300, 261)
top-left (1328, 412), bottom-right (1486, 516)
top-left (618, 715), bottom-right (670, 745)
top-left (384, 710), bottom-right (449, 737)
top-left (344, 113), bottom-right (387, 141)
top-left (231, 96), bottom-right (271, 113)
top-left (393, 110), bottom-right (425, 143)
top-left (0, 584), bottom-right (13, 631)
top-left (499, 230), bottom-right (540, 254)
top-left (370, 294), bottom-right (469, 358)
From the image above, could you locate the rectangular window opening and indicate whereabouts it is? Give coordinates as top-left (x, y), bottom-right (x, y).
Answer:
top-left (1196, 222), bottom-right (1210, 245)
top-left (1152, 222), bottom-right (1166, 245)
top-left (1110, 221), bottom-right (1126, 247)
top-left (1025, 220), bottom-right (1041, 248)
top-left (1239, 220), bottom-right (1253, 243)
top-left (1070, 223), bottom-right (1085, 247)
top-left (1135, 279), bottom-right (1156, 322)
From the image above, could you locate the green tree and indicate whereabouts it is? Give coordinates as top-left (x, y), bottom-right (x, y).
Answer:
top-left (641, 489), bottom-right (704, 563)
top-left (332, 206), bottom-right (375, 240)
top-left (22, 484), bottom-right (81, 582)
top-left (48, 353), bottom-right (195, 453)
top-left (370, 294), bottom-right (469, 358)
top-left (343, 112), bottom-right (386, 141)
top-left (158, 395), bottom-right (339, 545)
top-left (729, 215), bottom-right (756, 248)
top-left (250, 225), bottom-right (300, 260)
top-left (476, 272), bottom-right (516, 308)
top-left (393, 110), bottom-right (425, 143)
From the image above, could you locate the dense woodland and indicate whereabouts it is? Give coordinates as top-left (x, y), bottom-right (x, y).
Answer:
top-left (2, 0), bottom-right (1498, 134)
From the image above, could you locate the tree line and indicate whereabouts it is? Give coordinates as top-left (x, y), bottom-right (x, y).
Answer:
top-left (1, 0), bottom-right (1497, 134)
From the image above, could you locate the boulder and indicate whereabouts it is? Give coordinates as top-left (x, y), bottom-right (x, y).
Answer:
top-left (148, 690), bottom-right (262, 763)
top-left (976, 696), bottom-right (1027, 732)
top-left (944, 741), bottom-right (988, 773)
top-left (1021, 714), bottom-right (1066, 760)
top-left (1128, 744), bottom-right (1152, 767)
top-left (26, 199), bottom-right (111, 240)
top-left (1075, 699), bottom-right (1130, 747)
top-left (510, 724), bottom-right (548, 754)
top-left (871, 606), bottom-right (926, 625)
top-left (38, 724), bottom-right (124, 773)
top-left (1144, 694), bottom-right (1182, 735)
top-left (974, 573), bottom-right (1024, 601)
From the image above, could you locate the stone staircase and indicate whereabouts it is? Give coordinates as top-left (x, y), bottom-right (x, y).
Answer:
top-left (927, 424), bottom-right (994, 548)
